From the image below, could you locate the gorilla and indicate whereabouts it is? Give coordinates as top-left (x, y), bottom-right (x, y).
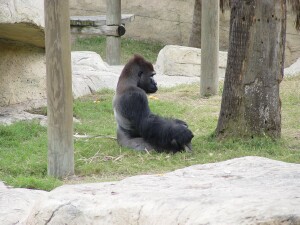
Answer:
top-left (113, 55), bottom-right (194, 153)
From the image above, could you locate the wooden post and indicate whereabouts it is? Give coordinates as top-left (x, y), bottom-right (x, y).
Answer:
top-left (106, 0), bottom-right (121, 65)
top-left (44, 0), bottom-right (74, 178)
top-left (200, 0), bottom-right (219, 97)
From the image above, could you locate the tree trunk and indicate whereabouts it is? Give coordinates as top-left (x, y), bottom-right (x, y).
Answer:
top-left (189, 0), bottom-right (202, 48)
top-left (200, 0), bottom-right (219, 97)
top-left (216, 0), bottom-right (286, 139)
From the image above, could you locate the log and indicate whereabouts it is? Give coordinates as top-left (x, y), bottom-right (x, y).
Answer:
top-left (71, 24), bottom-right (125, 37)
top-left (70, 14), bottom-right (135, 27)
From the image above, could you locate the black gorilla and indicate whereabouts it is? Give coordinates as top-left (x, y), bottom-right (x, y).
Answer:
top-left (113, 55), bottom-right (194, 153)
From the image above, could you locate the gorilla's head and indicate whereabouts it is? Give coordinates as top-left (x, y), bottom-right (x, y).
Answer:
top-left (137, 70), bottom-right (157, 94)
top-left (134, 55), bottom-right (158, 94)
top-left (118, 55), bottom-right (158, 94)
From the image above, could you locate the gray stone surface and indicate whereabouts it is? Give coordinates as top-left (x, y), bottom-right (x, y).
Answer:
top-left (21, 157), bottom-right (300, 225)
top-left (0, 107), bottom-right (46, 126)
top-left (0, 40), bottom-right (46, 107)
top-left (0, 182), bottom-right (46, 225)
top-left (0, 0), bottom-right (44, 47)
top-left (72, 51), bottom-right (119, 98)
top-left (0, 0), bottom-right (45, 107)
top-left (155, 45), bottom-right (227, 78)
top-left (285, 57), bottom-right (300, 77)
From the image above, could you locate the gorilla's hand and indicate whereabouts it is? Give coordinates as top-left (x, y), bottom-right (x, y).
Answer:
top-left (170, 123), bottom-right (194, 152)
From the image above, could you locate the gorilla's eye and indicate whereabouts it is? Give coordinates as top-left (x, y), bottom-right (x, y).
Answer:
top-left (138, 71), bottom-right (143, 77)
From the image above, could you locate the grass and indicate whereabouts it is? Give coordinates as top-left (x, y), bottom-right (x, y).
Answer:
top-left (72, 36), bottom-right (164, 64)
top-left (0, 37), bottom-right (299, 190)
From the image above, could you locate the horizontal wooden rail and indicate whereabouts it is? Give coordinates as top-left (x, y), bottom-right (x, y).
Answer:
top-left (70, 14), bottom-right (134, 37)
top-left (70, 14), bottom-right (134, 26)
top-left (71, 24), bottom-right (125, 36)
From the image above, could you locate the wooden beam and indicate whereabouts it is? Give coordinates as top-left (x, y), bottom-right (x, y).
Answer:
top-left (200, 0), bottom-right (219, 97)
top-left (71, 25), bottom-right (126, 37)
top-left (106, 0), bottom-right (121, 65)
top-left (70, 14), bottom-right (135, 27)
top-left (44, 0), bottom-right (74, 178)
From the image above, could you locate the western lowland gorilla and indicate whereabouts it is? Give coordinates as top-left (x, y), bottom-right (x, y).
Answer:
top-left (113, 55), bottom-right (194, 153)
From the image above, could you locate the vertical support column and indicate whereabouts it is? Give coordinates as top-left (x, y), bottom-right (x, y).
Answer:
top-left (200, 0), bottom-right (219, 97)
top-left (106, 0), bottom-right (121, 65)
top-left (44, 0), bottom-right (74, 178)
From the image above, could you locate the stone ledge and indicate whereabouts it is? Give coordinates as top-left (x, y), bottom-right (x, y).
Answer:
top-left (0, 0), bottom-right (44, 48)
top-left (0, 23), bottom-right (44, 48)
top-left (20, 157), bottom-right (300, 225)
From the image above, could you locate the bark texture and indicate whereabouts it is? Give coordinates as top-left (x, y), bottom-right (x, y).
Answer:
top-left (216, 0), bottom-right (286, 138)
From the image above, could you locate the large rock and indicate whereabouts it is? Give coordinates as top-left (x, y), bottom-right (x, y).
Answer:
top-left (0, 0), bottom-right (45, 47)
top-left (155, 45), bottom-right (227, 78)
top-left (24, 157), bottom-right (300, 225)
top-left (285, 57), bottom-right (300, 77)
top-left (0, 182), bottom-right (46, 225)
top-left (72, 51), bottom-right (119, 98)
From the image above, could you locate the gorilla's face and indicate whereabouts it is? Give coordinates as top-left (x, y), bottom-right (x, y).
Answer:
top-left (137, 69), bottom-right (158, 94)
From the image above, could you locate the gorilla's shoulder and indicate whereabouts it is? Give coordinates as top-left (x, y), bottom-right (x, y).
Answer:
top-left (120, 88), bottom-right (148, 104)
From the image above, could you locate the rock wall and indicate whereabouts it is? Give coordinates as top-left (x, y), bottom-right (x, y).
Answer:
top-left (69, 0), bottom-right (300, 66)
top-left (0, 40), bottom-right (46, 106)
top-left (0, 0), bottom-right (46, 106)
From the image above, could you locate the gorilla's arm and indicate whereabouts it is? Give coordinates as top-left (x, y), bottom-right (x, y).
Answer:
top-left (117, 88), bottom-right (151, 124)
top-left (139, 114), bottom-right (193, 153)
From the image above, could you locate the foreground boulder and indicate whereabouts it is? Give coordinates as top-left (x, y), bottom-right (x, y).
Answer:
top-left (24, 157), bottom-right (300, 225)
top-left (0, 182), bottom-right (46, 225)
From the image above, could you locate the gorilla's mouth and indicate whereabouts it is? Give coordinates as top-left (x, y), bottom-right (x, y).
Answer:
top-left (147, 86), bottom-right (158, 93)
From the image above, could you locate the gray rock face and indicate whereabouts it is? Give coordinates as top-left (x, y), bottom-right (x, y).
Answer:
top-left (23, 157), bottom-right (300, 225)
top-left (71, 51), bottom-right (119, 98)
top-left (285, 57), bottom-right (300, 77)
top-left (0, 0), bottom-right (44, 47)
top-left (0, 40), bottom-right (46, 107)
top-left (0, 182), bottom-right (46, 225)
top-left (0, 0), bottom-right (45, 106)
top-left (155, 45), bottom-right (228, 78)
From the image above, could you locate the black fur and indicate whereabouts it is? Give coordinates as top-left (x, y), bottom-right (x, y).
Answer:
top-left (113, 55), bottom-right (194, 153)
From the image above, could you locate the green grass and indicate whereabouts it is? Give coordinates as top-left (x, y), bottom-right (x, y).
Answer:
top-left (72, 36), bottom-right (164, 64)
top-left (0, 38), bottom-right (299, 190)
